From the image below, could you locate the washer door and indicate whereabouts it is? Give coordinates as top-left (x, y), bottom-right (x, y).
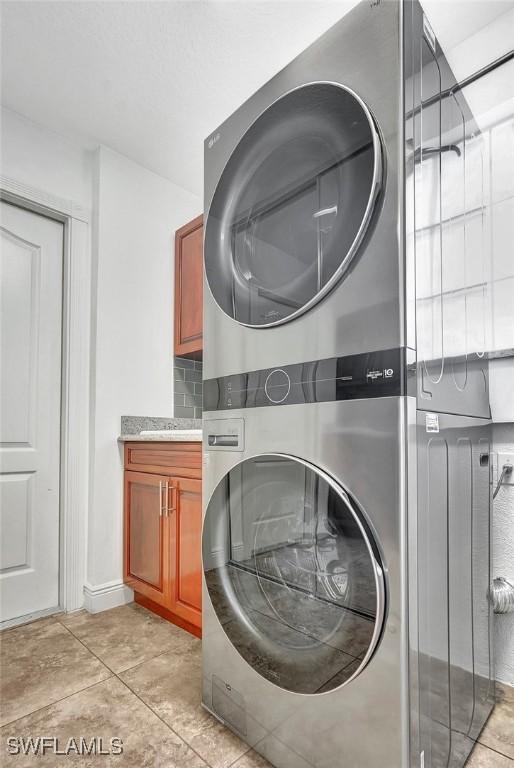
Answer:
top-left (205, 82), bottom-right (382, 328)
top-left (203, 454), bottom-right (386, 695)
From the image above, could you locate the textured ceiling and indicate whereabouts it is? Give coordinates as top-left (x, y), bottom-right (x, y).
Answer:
top-left (1, 0), bottom-right (512, 196)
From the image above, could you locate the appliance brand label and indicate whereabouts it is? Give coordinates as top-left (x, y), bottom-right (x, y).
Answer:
top-left (425, 412), bottom-right (439, 433)
top-left (367, 367), bottom-right (394, 381)
top-left (207, 132), bottom-right (220, 149)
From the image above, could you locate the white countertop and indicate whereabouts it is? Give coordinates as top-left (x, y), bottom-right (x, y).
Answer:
top-left (118, 429), bottom-right (202, 442)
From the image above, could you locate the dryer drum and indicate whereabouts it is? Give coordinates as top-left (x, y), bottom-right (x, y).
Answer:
top-left (204, 82), bottom-right (383, 328)
top-left (202, 454), bottom-right (386, 695)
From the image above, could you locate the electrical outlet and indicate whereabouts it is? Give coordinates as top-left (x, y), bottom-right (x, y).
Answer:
top-left (497, 453), bottom-right (514, 486)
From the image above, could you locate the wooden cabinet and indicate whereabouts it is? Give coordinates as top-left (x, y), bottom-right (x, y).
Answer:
top-left (169, 478), bottom-right (202, 626)
top-left (174, 215), bottom-right (203, 359)
top-left (124, 471), bottom-right (171, 608)
top-left (123, 442), bottom-right (202, 636)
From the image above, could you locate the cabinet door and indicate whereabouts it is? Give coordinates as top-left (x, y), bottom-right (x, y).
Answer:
top-left (174, 215), bottom-right (203, 358)
top-left (124, 471), bottom-right (171, 608)
top-left (168, 477), bottom-right (202, 628)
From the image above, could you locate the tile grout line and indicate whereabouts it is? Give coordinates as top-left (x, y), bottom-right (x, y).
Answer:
top-left (55, 604), bottom-right (190, 669)
top-left (3, 634), bottom-right (214, 768)
top-left (114, 648), bottom-right (177, 675)
top-left (419, 706), bottom-right (514, 764)
top-left (58, 618), bottom-right (231, 768)
top-left (475, 709), bottom-right (514, 761)
top-left (119, 676), bottom-right (225, 768)
top-left (196, 702), bottom-right (253, 768)
top-left (1, 619), bottom-right (113, 729)
top-left (474, 740), bottom-right (514, 762)
top-left (225, 744), bottom-right (254, 768)
top-left (441, 698), bottom-right (514, 762)
top-left (58, 621), bottom-right (119, 676)
top-left (57, 616), bottom-right (177, 675)
top-left (474, 744), bottom-right (514, 763)
top-left (4, 615), bottom-right (511, 767)
top-left (0, 675), bottom-right (114, 730)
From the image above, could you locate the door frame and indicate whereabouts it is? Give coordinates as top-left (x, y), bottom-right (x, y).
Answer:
top-left (1, 174), bottom-right (91, 625)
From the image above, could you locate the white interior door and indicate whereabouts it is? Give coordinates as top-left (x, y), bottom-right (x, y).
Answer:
top-left (0, 201), bottom-right (63, 624)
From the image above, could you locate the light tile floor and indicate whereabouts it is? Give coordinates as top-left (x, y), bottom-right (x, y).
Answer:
top-left (1, 603), bottom-right (512, 767)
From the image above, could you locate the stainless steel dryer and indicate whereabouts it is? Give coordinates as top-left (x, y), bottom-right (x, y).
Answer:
top-left (202, 1), bottom-right (494, 767)
top-left (203, 7), bottom-right (393, 376)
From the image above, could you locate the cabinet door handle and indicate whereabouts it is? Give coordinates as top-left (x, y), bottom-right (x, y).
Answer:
top-left (168, 484), bottom-right (177, 514)
top-left (159, 481), bottom-right (168, 517)
top-left (159, 481), bottom-right (164, 516)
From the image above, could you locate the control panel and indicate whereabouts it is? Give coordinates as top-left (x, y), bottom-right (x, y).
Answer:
top-left (264, 369), bottom-right (291, 404)
top-left (203, 348), bottom-right (408, 412)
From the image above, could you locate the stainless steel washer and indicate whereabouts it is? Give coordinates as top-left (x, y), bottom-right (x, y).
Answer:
top-left (202, 398), bottom-right (403, 767)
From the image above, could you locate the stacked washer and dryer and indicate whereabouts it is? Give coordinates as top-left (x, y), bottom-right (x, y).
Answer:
top-left (201, 1), bottom-right (494, 767)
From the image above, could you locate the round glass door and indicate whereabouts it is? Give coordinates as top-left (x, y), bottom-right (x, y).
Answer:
top-left (203, 455), bottom-right (386, 695)
top-left (205, 82), bottom-right (382, 327)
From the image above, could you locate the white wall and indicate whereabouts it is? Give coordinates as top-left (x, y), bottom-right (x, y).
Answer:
top-left (0, 107), bottom-right (93, 209)
top-left (86, 146), bottom-right (200, 603)
top-left (1, 108), bottom-right (94, 615)
top-left (1, 113), bottom-right (201, 610)
top-left (492, 423), bottom-right (514, 686)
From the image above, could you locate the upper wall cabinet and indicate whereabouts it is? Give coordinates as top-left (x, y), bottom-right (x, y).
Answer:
top-left (174, 215), bottom-right (203, 359)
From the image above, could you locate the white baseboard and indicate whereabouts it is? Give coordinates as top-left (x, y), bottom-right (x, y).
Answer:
top-left (83, 580), bottom-right (133, 614)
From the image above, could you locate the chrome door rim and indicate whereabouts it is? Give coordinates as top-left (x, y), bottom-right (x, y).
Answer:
top-left (204, 80), bottom-right (384, 329)
top-left (202, 452), bottom-right (387, 694)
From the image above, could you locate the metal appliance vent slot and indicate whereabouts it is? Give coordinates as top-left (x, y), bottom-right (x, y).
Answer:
top-left (212, 675), bottom-right (247, 737)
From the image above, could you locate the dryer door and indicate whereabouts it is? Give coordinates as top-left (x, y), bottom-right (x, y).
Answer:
top-left (203, 454), bottom-right (386, 695)
top-left (205, 82), bottom-right (382, 328)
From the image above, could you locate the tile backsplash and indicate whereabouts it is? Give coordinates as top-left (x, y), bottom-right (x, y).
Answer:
top-left (174, 357), bottom-right (203, 419)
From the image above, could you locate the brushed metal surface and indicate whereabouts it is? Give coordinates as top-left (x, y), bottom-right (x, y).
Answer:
top-left (202, 1), bottom-right (494, 767)
top-left (202, 398), bottom-right (407, 768)
top-left (203, 0), bottom-right (402, 380)
top-left (414, 412), bottom-right (494, 768)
